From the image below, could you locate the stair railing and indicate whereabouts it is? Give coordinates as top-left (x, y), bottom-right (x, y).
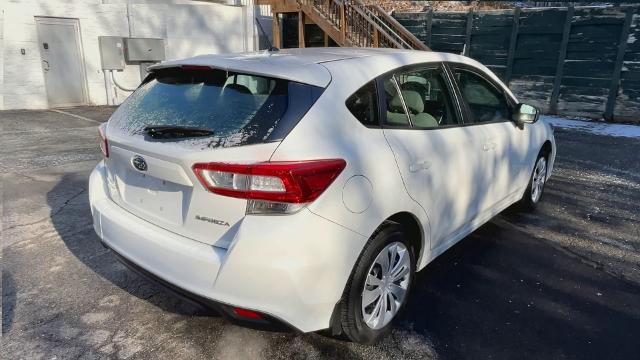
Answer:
top-left (296, 0), bottom-right (428, 50)
top-left (344, 1), bottom-right (404, 48)
top-left (361, 4), bottom-right (430, 51)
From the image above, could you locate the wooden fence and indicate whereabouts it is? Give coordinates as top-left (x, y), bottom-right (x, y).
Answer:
top-left (394, 5), bottom-right (640, 122)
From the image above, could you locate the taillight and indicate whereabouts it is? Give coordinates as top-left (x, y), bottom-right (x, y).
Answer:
top-left (192, 159), bottom-right (346, 214)
top-left (98, 123), bottom-right (109, 158)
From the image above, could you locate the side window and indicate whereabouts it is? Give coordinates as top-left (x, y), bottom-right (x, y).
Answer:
top-left (453, 69), bottom-right (511, 123)
top-left (382, 75), bottom-right (411, 126)
top-left (346, 81), bottom-right (379, 127)
top-left (393, 67), bottom-right (460, 128)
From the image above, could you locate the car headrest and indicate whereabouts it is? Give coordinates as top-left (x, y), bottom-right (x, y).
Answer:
top-left (224, 83), bottom-right (252, 95)
top-left (463, 84), bottom-right (499, 106)
top-left (390, 90), bottom-right (424, 115)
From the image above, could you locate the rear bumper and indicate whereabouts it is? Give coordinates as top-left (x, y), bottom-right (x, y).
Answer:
top-left (89, 161), bottom-right (367, 332)
top-left (104, 242), bottom-right (294, 331)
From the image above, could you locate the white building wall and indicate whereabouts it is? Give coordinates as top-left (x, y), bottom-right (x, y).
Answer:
top-left (0, 0), bottom-right (247, 110)
top-left (0, 11), bottom-right (4, 109)
top-left (161, 3), bottom-right (246, 57)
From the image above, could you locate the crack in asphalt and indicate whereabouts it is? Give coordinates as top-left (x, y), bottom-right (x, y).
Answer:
top-left (3, 188), bottom-right (87, 233)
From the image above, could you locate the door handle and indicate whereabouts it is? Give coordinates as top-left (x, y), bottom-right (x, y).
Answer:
top-left (42, 60), bottom-right (50, 72)
top-left (409, 160), bottom-right (431, 173)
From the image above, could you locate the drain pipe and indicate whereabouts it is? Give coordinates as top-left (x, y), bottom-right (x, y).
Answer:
top-left (102, 1), bottom-right (135, 105)
top-left (104, 72), bottom-right (114, 106)
top-left (126, 0), bottom-right (133, 38)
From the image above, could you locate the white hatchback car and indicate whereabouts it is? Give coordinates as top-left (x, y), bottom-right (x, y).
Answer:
top-left (90, 48), bottom-right (555, 344)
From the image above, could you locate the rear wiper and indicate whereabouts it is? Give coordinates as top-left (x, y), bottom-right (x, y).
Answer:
top-left (144, 125), bottom-right (214, 139)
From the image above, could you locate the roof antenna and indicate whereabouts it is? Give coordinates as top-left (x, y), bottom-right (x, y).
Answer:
top-left (255, 17), bottom-right (279, 53)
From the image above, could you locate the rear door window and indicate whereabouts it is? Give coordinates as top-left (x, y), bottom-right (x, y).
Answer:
top-left (110, 67), bottom-right (324, 148)
top-left (393, 67), bottom-right (460, 128)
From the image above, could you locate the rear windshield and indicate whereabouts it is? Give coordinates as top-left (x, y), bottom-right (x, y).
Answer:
top-left (110, 67), bottom-right (324, 148)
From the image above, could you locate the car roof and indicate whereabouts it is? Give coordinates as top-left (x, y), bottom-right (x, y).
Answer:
top-left (149, 48), bottom-right (479, 87)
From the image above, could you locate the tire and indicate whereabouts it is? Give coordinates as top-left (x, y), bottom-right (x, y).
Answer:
top-left (339, 221), bottom-right (415, 344)
top-left (520, 152), bottom-right (549, 211)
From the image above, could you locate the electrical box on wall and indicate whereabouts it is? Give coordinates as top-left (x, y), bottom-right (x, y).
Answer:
top-left (124, 38), bottom-right (166, 62)
top-left (98, 36), bottom-right (125, 70)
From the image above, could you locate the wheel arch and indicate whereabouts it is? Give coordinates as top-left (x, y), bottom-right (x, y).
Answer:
top-left (329, 211), bottom-right (426, 337)
top-left (526, 139), bottom-right (553, 176)
top-left (386, 211), bottom-right (425, 268)
top-left (539, 139), bottom-right (554, 180)
top-left (541, 140), bottom-right (552, 158)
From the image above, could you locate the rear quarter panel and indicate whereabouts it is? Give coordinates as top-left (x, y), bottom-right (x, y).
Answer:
top-left (270, 56), bottom-right (434, 269)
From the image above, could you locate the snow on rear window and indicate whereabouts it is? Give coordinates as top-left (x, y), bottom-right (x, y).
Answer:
top-left (110, 67), bottom-right (323, 148)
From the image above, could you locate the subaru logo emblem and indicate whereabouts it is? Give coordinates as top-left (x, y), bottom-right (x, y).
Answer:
top-left (132, 155), bottom-right (148, 172)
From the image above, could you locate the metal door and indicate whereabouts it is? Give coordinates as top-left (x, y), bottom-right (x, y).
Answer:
top-left (35, 17), bottom-right (87, 107)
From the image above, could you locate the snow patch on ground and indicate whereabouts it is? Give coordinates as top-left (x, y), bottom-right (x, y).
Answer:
top-left (541, 115), bottom-right (640, 139)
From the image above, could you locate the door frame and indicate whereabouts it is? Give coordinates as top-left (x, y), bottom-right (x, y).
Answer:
top-left (35, 16), bottom-right (89, 108)
top-left (375, 62), bottom-right (467, 129)
top-left (376, 64), bottom-right (486, 250)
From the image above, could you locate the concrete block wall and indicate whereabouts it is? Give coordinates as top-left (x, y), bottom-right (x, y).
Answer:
top-left (0, 0), bottom-right (248, 110)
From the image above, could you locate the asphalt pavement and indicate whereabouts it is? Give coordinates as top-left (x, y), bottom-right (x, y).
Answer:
top-left (1, 107), bottom-right (639, 359)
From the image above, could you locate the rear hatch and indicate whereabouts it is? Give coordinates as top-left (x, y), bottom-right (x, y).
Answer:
top-left (103, 66), bottom-right (325, 248)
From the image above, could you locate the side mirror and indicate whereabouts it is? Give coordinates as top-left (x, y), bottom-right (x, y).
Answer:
top-left (512, 103), bottom-right (539, 126)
